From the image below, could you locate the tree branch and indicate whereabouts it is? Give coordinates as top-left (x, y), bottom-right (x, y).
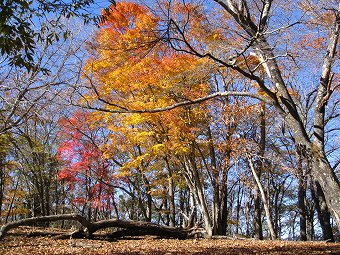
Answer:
top-left (81, 91), bottom-right (272, 114)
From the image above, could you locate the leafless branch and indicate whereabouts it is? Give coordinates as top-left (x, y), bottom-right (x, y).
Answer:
top-left (80, 90), bottom-right (272, 114)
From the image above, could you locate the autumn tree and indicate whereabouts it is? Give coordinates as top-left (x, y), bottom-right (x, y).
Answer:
top-left (80, 2), bottom-right (213, 234)
top-left (57, 110), bottom-right (121, 221)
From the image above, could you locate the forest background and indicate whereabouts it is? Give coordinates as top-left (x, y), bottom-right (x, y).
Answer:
top-left (0, 0), bottom-right (339, 242)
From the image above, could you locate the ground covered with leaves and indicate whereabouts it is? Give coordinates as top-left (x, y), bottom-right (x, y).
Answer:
top-left (0, 227), bottom-right (339, 255)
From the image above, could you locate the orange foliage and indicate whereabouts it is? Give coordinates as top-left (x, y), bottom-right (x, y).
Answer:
top-left (82, 2), bottom-right (217, 192)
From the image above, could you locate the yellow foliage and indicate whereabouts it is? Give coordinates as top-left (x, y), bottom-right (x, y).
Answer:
top-left (150, 144), bottom-right (166, 156)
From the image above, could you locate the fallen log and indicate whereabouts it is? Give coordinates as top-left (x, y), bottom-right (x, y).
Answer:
top-left (87, 219), bottom-right (193, 239)
top-left (0, 214), bottom-right (203, 240)
top-left (0, 214), bottom-right (90, 240)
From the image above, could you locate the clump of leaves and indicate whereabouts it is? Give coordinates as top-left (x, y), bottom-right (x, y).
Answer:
top-left (0, 0), bottom-right (115, 72)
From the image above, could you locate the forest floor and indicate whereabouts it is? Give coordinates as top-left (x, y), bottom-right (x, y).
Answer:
top-left (0, 227), bottom-right (339, 255)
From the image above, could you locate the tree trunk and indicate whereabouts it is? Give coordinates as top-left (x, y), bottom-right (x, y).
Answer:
top-left (179, 188), bottom-right (185, 227)
top-left (253, 185), bottom-right (262, 239)
top-left (254, 102), bottom-right (265, 239)
top-left (311, 149), bottom-right (340, 231)
top-left (311, 179), bottom-right (335, 241)
top-left (165, 157), bottom-right (176, 227)
top-left (296, 147), bottom-right (307, 241)
top-left (235, 185), bottom-right (243, 235)
top-left (273, 185), bottom-right (281, 238)
top-left (0, 160), bottom-right (4, 221)
top-left (249, 157), bottom-right (277, 240)
top-left (310, 2), bottom-right (340, 230)
top-left (183, 152), bottom-right (213, 236)
top-left (219, 181), bottom-right (228, 235)
top-left (5, 180), bottom-right (19, 224)
top-left (217, 125), bottom-right (232, 236)
top-left (207, 126), bottom-right (223, 235)
top-left (298, 180), bottom-right (307, 241)
top-left (306, 208), bottom-right (314, 241)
